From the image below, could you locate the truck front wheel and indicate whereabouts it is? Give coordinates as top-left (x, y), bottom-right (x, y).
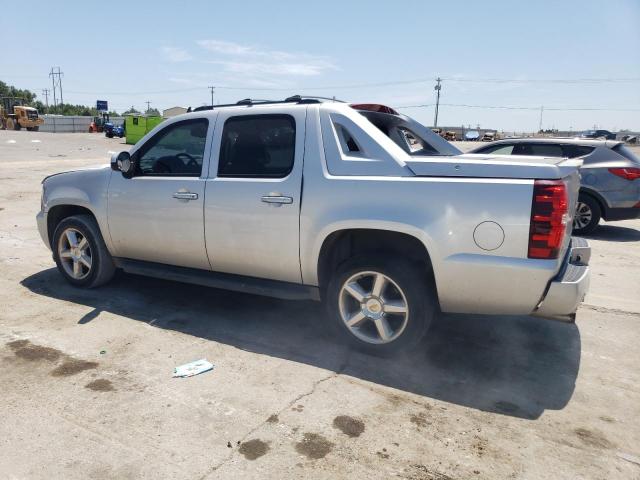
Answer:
top-left (52, 214), bottom-right (116, 288)
top-left (325, 256), bottom-right (436, 356)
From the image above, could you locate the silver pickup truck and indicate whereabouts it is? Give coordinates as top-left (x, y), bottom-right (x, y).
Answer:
top-left (36, 96), bottom-right (591, 354)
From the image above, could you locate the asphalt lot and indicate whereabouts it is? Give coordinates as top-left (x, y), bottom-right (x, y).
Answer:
top-left (1, 130), bottom-right (639, 480)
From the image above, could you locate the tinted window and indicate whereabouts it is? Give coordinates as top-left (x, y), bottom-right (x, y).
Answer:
top-left (136, 119), bottom-right (208, 176)
top-left (513, 143), bottom-right (564, 157)
top-left (478, 144), bottom-right (514, 155)
top-left (562, 144), bottom-right (595, 158)
top-left (218, 115), bottom-right (295, 178)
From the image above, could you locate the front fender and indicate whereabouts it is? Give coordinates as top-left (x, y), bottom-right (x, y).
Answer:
top-left (42, 167), bottom-right (113, 252)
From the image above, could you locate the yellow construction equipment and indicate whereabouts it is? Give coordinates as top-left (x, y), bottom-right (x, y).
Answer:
top-left (1, 97), bottom-right (45, 131)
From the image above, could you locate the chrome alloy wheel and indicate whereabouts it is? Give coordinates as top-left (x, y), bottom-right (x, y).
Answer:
top-left (573, 202), bottom-right (593, 230)
top-left (57, 228), bottom-right (92, 280)
top-left (338, 271), bottom-right (409, 344)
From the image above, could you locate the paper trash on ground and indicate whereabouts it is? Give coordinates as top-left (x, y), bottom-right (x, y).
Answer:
top-left (173, 359), bottom-right (214, 378)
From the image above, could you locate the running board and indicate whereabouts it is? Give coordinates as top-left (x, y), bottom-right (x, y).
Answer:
top-left (113, 258), bottom-right (320, 301)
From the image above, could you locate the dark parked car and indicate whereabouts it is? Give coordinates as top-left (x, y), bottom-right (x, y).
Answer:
top-left (104, 122), bottom-right (124, 138)
top-left (469, 138), bottom-right (640, 234)
top-left (580, 129), bottom-right (616, 140)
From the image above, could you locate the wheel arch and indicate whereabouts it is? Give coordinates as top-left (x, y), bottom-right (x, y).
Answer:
top-left (316, 227), bottom-right (438, 302)
top-left (579, 187), bottom-right (608, 217)
top-left (47, 204), bottom-right (97, 249)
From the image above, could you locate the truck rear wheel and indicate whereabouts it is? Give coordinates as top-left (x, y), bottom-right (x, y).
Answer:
top-left (325, 256), bottom-right (435, 356)
top-left (52, 214), bottom-right (116, 288)
top-left (32, 126), bottom-right (39, 132)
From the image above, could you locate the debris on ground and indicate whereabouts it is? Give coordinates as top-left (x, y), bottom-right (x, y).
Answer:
top-left (173, 359), bottom-right (214, 378)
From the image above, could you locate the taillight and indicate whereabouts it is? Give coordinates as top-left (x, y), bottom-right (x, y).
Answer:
top-left (528, 180), bottom-right (568, 259)
top-left (608, 167), bottom-right (640, 180)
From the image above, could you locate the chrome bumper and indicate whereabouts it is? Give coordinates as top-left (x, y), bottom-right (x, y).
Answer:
top-left (36, 211), bottom-right (50, 250)
top-left (532, 237), bottom-right (590, 322)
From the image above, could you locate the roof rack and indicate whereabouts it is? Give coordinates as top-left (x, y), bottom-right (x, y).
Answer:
top-left (192, 95), bottom-right (345, 112)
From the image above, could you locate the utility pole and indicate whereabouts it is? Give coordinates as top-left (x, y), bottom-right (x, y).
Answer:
top-left (208, 86), bottom-right (215, 106)
top-left (145, 100), bottom-right (151, 113)
top-left (433, 77), bottom-right (442, 128)
top-left (538, 105), bottom-right (544, 132)
top-left (50, 70), bottom-right (57, 110)
top-left (42, 89), bottom-right (50, 113)
top-left (49, 67), bottom-right (63, 109)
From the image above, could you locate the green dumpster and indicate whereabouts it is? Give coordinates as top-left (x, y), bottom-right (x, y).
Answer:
top-left (125, 114), bottom-right (164, 145)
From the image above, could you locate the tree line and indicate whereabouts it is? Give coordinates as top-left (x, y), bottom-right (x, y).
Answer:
top-left (1, 80), bottom-right (160, 116)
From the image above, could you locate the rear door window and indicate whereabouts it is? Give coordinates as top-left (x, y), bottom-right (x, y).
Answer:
top-left (218, 114), bottom-right (296, 178)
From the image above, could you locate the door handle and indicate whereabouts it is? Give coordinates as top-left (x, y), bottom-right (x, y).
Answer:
top-left (173, 192), bottom-right (198, 200)
top-left (261, 195), bottom-right (293, 205)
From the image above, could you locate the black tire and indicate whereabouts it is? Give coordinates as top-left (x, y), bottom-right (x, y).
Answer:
top-left (32, 126), bottom-right (39, 132)
top-left (52, 214), bottom-right (116, 288)
top-left (325, 255), bottom-right (436, 356)
top-left (13, 120), bottom-right (20, 131)
top-left (573, 194), bottom-right (601, 235)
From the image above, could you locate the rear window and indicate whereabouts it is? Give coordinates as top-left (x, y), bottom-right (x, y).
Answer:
top-left (358, 111), bottom-right (442, 156)
top-left (562, 145), bottom-right (595, 158)
top-left (397, 127), bottom-right (439, 155)
top-left (612, 144), bottom-right (640, 164)
top-left (514, 143), bottom-right (564, 157)
top-left (477, 144), bottom-right (514, 155)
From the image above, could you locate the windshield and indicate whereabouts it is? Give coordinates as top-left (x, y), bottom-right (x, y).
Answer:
top-left (613, 144), bottom-right (640, 164)
top-left (357, 110), bottom-right (461, 156)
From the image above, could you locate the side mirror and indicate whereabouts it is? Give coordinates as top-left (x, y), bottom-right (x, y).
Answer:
top-left (110, 151), bottom-right (136, 178)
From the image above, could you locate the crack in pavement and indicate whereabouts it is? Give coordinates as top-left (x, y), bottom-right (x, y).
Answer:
top-left (582, 303), bottom-right (640, 317)
top-left (198, 355), bottom-right (351, 479)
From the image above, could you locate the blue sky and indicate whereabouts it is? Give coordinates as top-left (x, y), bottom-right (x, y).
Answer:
top-left (3, 0), bottom-right (639, 131)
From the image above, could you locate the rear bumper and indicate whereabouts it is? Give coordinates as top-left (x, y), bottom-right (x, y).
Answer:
top-left (532, 237), bottom-right (590, 322)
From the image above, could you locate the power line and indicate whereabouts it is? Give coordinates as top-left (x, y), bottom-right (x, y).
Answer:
top-left (61, 75), bottom-right (640, 96)
top-left (441, 77), bottom-right (640, 84)
top-left (396, 103), bottom-right (640, 112)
